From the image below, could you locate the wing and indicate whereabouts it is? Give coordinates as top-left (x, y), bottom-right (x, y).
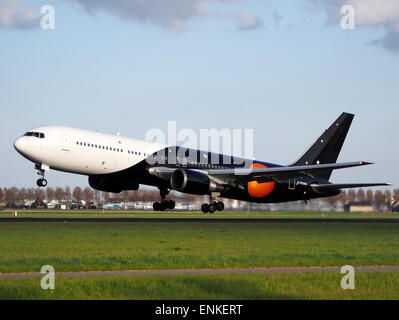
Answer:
top-left (311, 183), bottom-right (392, 191)
top-left (149, 161), bottom-right (374, 186)
top-left (207, 161), bottom-right (373, 184)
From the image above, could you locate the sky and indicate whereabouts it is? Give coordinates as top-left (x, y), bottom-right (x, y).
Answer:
top-left (0, 0), bottom-right (398, 190)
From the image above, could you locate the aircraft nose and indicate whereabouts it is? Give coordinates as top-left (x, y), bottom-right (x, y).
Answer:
top-left (14, 137), bottom-right (26, 154)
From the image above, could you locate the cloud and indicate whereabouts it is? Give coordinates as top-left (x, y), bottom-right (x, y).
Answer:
top-left (231, 11), bottom-right (263, 31)
top-left (371, 28), bottom-right (399, 53)
top-left (214, 10), bottom-right (263, 31)
top-left (65, 0), bottom-right (262, 31)
top-left (0, 0), bottom-right (263, 32)
top-left (0, 0), bottom-right (39, 30)
top-left (65, 0), bottom-right (209, 31)
top-left (307, 0), bottom-right (399, 53)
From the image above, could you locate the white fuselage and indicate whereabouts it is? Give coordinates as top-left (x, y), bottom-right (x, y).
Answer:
top-left (14, 126), bottom-right (165, 175)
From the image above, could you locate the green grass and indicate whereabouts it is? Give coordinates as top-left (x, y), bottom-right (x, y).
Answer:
top-left (1, 212), bottom-right (398, 300)
top-left (0, 220), bottom-right (398, 272)
top-left (1, 272), bottom-right (398, 300)
top-left (1, 209), bottom-right (399, 219)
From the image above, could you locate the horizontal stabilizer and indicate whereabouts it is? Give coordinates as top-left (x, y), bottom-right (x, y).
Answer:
top-left (311, 183), bottom-right (392, 191)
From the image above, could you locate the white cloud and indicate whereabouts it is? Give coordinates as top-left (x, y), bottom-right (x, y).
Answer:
top-left (348, 0), bottom-right (399, 27)
top-left (0, 0), bottom-right (38, 29)
top-left (65, 0), bottom-right (210, 31)
top-left (65, 0), bottom-right (263, 31)
top-left (307, 0), bottom-right (399, 53)
top-left (232, 11), bottom-right (263, 31)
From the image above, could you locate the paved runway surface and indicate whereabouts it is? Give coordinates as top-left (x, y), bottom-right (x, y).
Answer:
top-left (0, 217), bottom-right (398, 223)
top-left (1, 266), bottom-right (399, 279)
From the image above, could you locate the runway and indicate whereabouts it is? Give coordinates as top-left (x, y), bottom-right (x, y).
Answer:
top-left (0, 217), bottom-right (398, 223)
top-left (1, 265), bottom-right (399, 279)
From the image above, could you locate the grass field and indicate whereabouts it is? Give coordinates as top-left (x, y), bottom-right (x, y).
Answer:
top-left (1, 272), bottom-right (399, 300)
top-left (1, 209), bottom-right (399, 219)
top-left (0, 218), bottom-right (398, 272)
top-left (0, 210), bottom-right (398, 299)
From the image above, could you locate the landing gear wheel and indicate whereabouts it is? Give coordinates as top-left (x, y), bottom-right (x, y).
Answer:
top-left (36, 178), bottom-right (47, 187)
top-left (216, 201), bottom-right (224, 211)
top-left (208, 203), bottom-right (217, 214)
top-left (166, 200), bottom-right (175, 210)
top-left (201, 203), bottom-right (209, 213)
top-left (154, 200), bottom-right (175, 211)
top-left (153, 202), bottom-right (161, 211)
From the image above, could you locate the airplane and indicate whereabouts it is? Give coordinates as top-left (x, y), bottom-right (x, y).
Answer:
top-left (13, 112), bottom-right (390, 213)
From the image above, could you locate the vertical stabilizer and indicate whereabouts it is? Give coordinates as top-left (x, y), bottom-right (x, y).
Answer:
top-left (292, 112), bottom-right (354, 180)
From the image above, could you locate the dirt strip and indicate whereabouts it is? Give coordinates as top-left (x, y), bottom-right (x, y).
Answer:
top-left (1, 266), bottom-right (398, 279)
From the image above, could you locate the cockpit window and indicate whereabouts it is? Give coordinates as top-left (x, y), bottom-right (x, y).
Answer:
top-left (24, 132), bottom-right (45, 139)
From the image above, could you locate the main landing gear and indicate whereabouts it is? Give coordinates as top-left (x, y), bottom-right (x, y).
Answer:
top-left (35, 164), bottom-right (48, 187)
top-left (153, 188), bottom-right (175, 211)
top-left (201, 192), bottom-right (225, 214)
top-left (201, 200), bottom-right (225, 213)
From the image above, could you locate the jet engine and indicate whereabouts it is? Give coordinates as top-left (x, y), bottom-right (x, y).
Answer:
top-left (170, 168), bottom-right (223, 195)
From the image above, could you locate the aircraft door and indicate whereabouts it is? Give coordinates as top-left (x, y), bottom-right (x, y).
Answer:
top-left (288, 178), bottom-right (296, 190)
top-left (61, 134), bottom-right (71, 152)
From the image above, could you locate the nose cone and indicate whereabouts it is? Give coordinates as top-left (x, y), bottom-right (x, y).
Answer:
top-left (14, 137), bottom-right (26, 155)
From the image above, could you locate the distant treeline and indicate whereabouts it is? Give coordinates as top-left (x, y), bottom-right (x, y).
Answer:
top-left (0, 186), bottom-right (207, 208)
top-left (0, 186), bottom-right (397, 210)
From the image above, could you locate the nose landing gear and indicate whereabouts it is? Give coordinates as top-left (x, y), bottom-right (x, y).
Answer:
top-left (37, 178), bottom-right (48, 187)
top-left (35, 164), bottom-right (49, 188)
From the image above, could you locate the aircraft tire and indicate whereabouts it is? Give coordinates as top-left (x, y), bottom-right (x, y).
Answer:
top-left (167, 200), bottom-right (175, 210)
top-left (201, 203), bottom-right (209, 213)
top-left (209, 203), bottom-right (216, 214)
top-left (36, 179), bottom-right (47, 187)
top-left (153, 202), bottom-right (160, 211)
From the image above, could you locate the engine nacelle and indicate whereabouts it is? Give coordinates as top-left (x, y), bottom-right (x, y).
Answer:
top-left (170, 169), bottom-right (222, 195)
top-left (88, 176), bottom-right (139, 193)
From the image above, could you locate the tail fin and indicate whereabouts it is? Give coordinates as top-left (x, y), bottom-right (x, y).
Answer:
top-left (291, 112), bottom-right (354, 181)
